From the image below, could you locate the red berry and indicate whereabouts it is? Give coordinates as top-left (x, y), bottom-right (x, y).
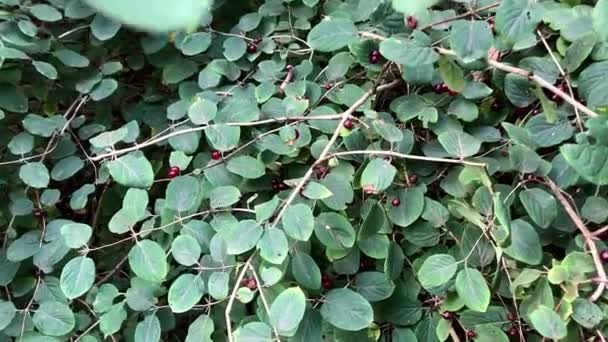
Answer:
top-left (507, 312), bottom-right (515, 321)
top-left (271, 179), bottom-right (279, 185)
top-left (466, 330), bottom-right (476, 338)
top-left (33, 208), bottom-right (45, 219)
top-left (447, 89), bottom-right (459, 96)
top-left (407, 16), bottom-right (418, 29)
top-left (441, 312), bottom-right (453, 320)
top-left (321, 274), bottom-right (333, 289)
top-left (432, 83), bottom-right (445, 94)
top-left (323, 83), bottom-right (333, 90)
top-left (211, 151), bottom-right (221, 160)
top-left (491, 101), bottom-right (499, 111)
top-left (508, 327), bottom-right (518, 337)
top-left (246, 278), bottom-right (257, 290)
top-left (272, 184), bottom-right (279, 191)
top-left (168, 166), bottom-right (181, 178)
top-left (343, 119), bottom-right (354, 130)
top-left (601, 250), bottom-right (608, 262)
top-left (278, 183), bottom-right (287, 191)
top-left (253, 37), bottom-right (262, 44)
top-left (408, 174), bottom-right (418, 185)
top-left (369, 50), bottom-right (381, 64)
top-left (247, 43), bottom-right (257, 53)
top-left (391, 198), bottom-right (401, 207)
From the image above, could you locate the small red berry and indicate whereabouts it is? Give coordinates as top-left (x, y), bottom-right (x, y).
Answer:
top-left (408, 174), bottom-right (418, 185)
top-left (369, 50), bottom-right (381, 64)
top-left (211, 151), bottom-right (221, 160)
top-left (33, 208), bottom-right (45, 219)
top-left (321, 274), bottom-right (333, 289)
top-left (246, 278), bottom-right (257, 290)
top-left (253, 37), bottom-right (262, 44)
top-left (432, 83), bottom-right (445, 94)
top-left (507, 312), bottom-right (515, 321)
top-left (441, 312), bottom-right (453, 320)
top-left (323, 82), bottom-right (333, 90)
top-left (466, 330), bottom-right (476, 338)
top-left (278, 183), bottom-right (287, 191)
top-left (272, 184), bottom-right (279, 191)
top-left (491, 101), bottom-right (499, 111)
top-left (406, 16), bottom-right (418, 29)
top-left (271, 179), bottom-right (279, 185)
top-left (391, 198), bottom-right (401, 207)
top-left (168, 166), bottom-right (181, 178)
top-left (247, 43), bottom-right (258, 54)
top-left (343, 119), bottom-right (354, 130)
top-left (508, 327), bottom-right (518, 337)
top-left (601, 250), bottom-right (608, 262)
top-left (447, 89), bottom-right (459, 96)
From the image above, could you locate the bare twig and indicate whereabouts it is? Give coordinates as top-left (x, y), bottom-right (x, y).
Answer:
top-left (94, 253), bottom-right (128, 286)
top-left (225, 255), bottom-right (255, 342)
top-left (279, 65), bottom-right (294, 93)
top-left (319, 150), bottom-right (487, 168)
top-left (357, 31), bottom-right (599, 118)
top-left (545, 178), bottom-right (607, 301)
top-left (449, 326), bottom-right (461, 342)
top-left (248, 264), bottom-right (280, 341)
top-left (419, 2), bottom-right (500, 31)
top-left (271, 79), bottom-right (401, 227)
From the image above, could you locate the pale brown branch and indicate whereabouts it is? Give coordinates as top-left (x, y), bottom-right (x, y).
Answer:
top-left (545, 179), bottom-right (607, 301)
top-left (225, 255), bottom-right (255, 342)
top-left (319, 150), bottom-right (487, 168)
top-left (248, 264), bottom-right (280, 341)
top-left (419, 2), bottom-right (500, 31)
top-left (270, 79), bottom-right (401, 227)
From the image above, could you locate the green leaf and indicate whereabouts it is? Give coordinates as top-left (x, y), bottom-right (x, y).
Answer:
top-left (185, 315), bottom-right (214, 342)
top-left (91, 14), bottom-right (121, 41)
top-left (128, 240), bottom-right (168, 283)
top-left (455, 268), bottom-right (491, 312)
top-left (360, 159), bottom-right (397, 193)
top-left (51, 156), bottom-right (84, 181)
top-left (32, 301), bottom-right (75, 336)
top-left (0, 83), bottom-right (28, 113)
top-left (60, 223), bottom-right (92, 248)
top-left (166, 176), bottom-right (200, 212)
top-left (386, 187), bottom-right (425, 227)
top-left (83, 0), bottom-right (212, 32)
top-left (32, 61), bottom-right (58, 79)
top-left (226, 156), bottom-right (265, 179)
top-left (320, 288), bottom-right (373, 331)
top-left (292, 252), bottom-right (321, 290)
top-left (358, 202), bottom-right (386, 240)
top-left (561, 143), bottom-right (608, 185)
top-left (593, 0), bottom-right (608, 41)
top-left (53, 49), bottom-right (89, 68)
top-left (529, 306), bottom-right (567, 340)
top-left (438, 57), bottom-right (465, 92)
top-left (582, 196), bottom-right (608, 224)
top-left (90, 78), bottom-right (118, 101)
top-left (518, 189), bottom-right (557, 228)
top-left (135, 314), bottom-right (161, 342)
top-left (450, 20), bottom-right (493, 63)
top-left (302, 182), bottom-right (333, 199)
top-left (572, 298), bottom-right (603, 329)
top-left (269, 287), bottom-right (307, 335)
top-left (208, 272), bottom-right (229, 300)
top-left (168, 273), bottom-right (205, 313)
top-left (223, 37), bottom-right (246, 61)
top-left (438, 131), bottom-right (482, 159)
top-left (418, 254), bottom-right (458, 289)
top-left (307, 18), bottom-right (358, 52)
top-left (171, 235), bottom-right (201, 266)
top-left (100, 303), bottom-right (127, 337)
top-left (392, 0), bottom-right (440, 16)
top-left (8, 132), bottom-right (34, 155)
top-left (7, 231), bottom-right (41, 261)
top-left (234, 322), bottom-right (272, 341)
top-left (188, 97), bottom-right (217, 125)
top-left (0, 300), bottom-right (16, 331)
top-left (564, 33), bottom-right (597, 73)
top-left (352, 272), bottom-right (395, 302)
top-left (503, 219), bottom-right (542, 265)
top-left (314, 213), bottom-right (356, 249)
top-left (282, 203), bottom-right (314, 241)
top-left (380, 38), bottom-right (439, 67)
top-left (180, 32), bottom-right (212, 56)
top-left (60, 256), bottom-right (95, 299)
top-left (205, 125), bottom-right (240, 151)
top-left (19, 162), bottom-right (50, 188)
top-left (225, 220), bottom-right (263, 255)
top-left (108, 153), bottom-right (154, 189)
top-left (258, 228), bottom-right (288, 265)
top-left (495, 0), bottom-right (538, 43)
top-left (210, 186), bottom-right (241, 208)
top-left (30, 4), bottom-right (62, 22)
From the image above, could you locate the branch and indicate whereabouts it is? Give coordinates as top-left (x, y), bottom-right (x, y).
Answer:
top-left (319, 150), bottom-right (487, 168)
top-left (358, 31), bottom-right (599, 118)
top-left (90, 114), bottom-right (343, 162)
top-left (419, 2), bottom-right (500, 31)
top-left (270, 79), bottom-right (401, 227)
top-left (248, 264), bottom-right (280, 341)
top-left (225, 255), bottom-right (255, 342)
top-left (545, 178), bottom-right (607, 301)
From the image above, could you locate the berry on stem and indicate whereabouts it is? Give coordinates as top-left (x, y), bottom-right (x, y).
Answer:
top-left (322, 274), bottom-right (333, 289)
top-left (408, 174), bottom-right (418, 185)
top-left (466, 330), bottom-right (476, 338)
top-left (391, 198), bottom-right (401, 207)
top-left (343, 119), bottom-right (354, 130)
top-left (601, 250), bottom-right (608, 262)
top-left (168, 166), bottom-right (181, 178)
top-left (440, 311), bottom-right (453, 320)
top-left (369, 50), bottom-right (381, 64)
top-left (406, 16), bottom-right (418, 29)
top-left (211, 151), bottom-right (221, 160)
top-left (508, 327), bottom-right (518, 336)
top-left (247, 42), bottom-right (258, 53)
top-left (33, 208), bottom-right (45, 219)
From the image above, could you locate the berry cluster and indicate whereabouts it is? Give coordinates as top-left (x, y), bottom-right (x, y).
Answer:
top-left (432, 83), bottom-right (458, 96)
top-left (247, 37), bottom-right (262, 54)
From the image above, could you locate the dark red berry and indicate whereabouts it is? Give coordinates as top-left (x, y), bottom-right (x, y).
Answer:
top-left (406, 16), bottom-right (418, 29)
top-left (343, 119), bottom-right (354, 130)
top-left (369, 50), bottom-right (381, 64)
top-left (447, 89), bottom-right (459, 96)
top-left (394, 232), bottom-right (404, 243)
top-left (211, 151), bottom-right (221, 160)
top-left (278, 183), bottom-right (287, 191)
top-left (601, 250), bottom-right (608, 262)
top-left (432, 83), bottom-right (445, 94)
top-left (168, 166), bottom-right (181, 178)
top-left (441, 312), bottom-right (453, 320)
top-left (33, 208), bottom-right (45, 219)
top-left (253, 37), bottom-right (262, 44)
top-left (247, 43), bottom-right (257, 54)
top-left (321, 274), bottom-right (333, 289)
top-left (272, 184), bottom-right (279, 191)
top-left (391, 198), bottom-right (401, 207)
top-left (408, 174), bottom-right (418, 185)
top-left (507, 312), bottom-right (515, 321)
top-left (508, 327), bottom-right (518, 337)
top-left (466, 330), bottom-right (476, 338)
top-left (271, 179), bottom-right (279, 185)
top-left (514, 106), bottom-right (529, 116)
top-left (323, 82), bottom-right (333, 90)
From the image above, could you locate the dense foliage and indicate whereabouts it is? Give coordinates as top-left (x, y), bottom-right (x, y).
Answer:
top-left (2, 0), bottom-right (608, 341)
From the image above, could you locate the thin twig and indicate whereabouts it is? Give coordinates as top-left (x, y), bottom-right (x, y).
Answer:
top-left (419, 2), bottom-right (500, 31)
top-left (248, 264), bottom-right (280, 341)
top-left (319, 150), bottom-right (487, 168)
top-left (94, 253), bottom-right (128, 286)
top-left (449, 326), bottom-right (461, 342)
top-left (225, 255), bottom-right (255, 342)
top-left (545, 178), bottom-right (607, 301)
top-left (270, 79), bottom-right (401, 227)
